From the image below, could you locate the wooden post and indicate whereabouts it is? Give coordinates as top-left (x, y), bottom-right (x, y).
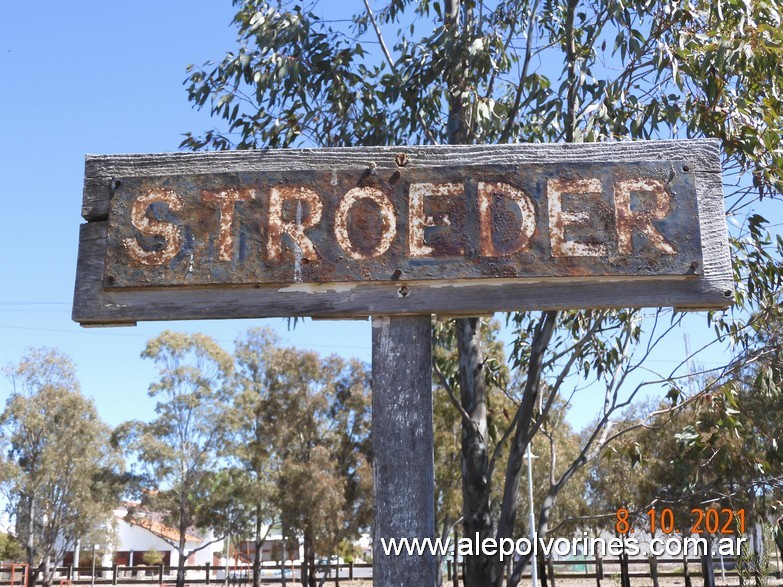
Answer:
top-left (548, 556), bottom-right (556, 587)
top-left (112, 563), bottom-right (118, 586)
top-left (684, 553), bottom-right (692, 587)
top-left (539, 555), bottom-right (548, 587)
top-left (452, 526), bottom-right (459, 587)
top-left (349, 561), bottom-right (354, 581)
top-left (205, 562), bottom-right (210, 585)
top-left (158, 563), bottom-right (164, 587)
top-left (620, 550), bottom-right (630, 587)
top-left (595, 554), bottom-right (603, 587)
top-left (372, 316), bottom-right (435, 587)
top-left (649, 554), bottom-right (659, 587)
top-left (702, 539), bottom-right (715, 587)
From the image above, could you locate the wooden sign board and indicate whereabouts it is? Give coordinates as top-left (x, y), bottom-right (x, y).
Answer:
top-left (73, 140), bottom-right (732, 326)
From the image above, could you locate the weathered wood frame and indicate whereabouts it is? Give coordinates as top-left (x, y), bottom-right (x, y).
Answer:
top-left (73, 139), bottom-right (731, 326)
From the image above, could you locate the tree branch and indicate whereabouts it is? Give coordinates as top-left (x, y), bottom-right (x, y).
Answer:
top-left (432, 355), bottom-right (476, 431)
top-left (498, 0), bottom-right (541, 143)
top-left (362, 0), bottom-right (439, 144)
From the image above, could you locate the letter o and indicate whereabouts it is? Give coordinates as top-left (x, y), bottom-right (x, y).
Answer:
top-left (334, 187), bottom-right (397, 260)
top-left (665, 538), bottom-right (683, 557)
top-left (554, 538), bottom-right (572, 557)
top-left (649, 538), bottom-right (664, 556)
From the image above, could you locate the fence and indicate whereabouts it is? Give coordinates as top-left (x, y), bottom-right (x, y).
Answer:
top-left (3, 562), bottom-right (372, 586)
top-left (4, 552), bottom-right (782, 586)
top-left (444, 551), bottom-right (782, 587)
top-left (0, 565), bottom-right (29, 587)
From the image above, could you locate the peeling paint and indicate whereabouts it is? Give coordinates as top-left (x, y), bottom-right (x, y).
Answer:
top-left (409, 182), bottom-right (463, 257)
top-left (268, 185), bottom-right (323, 263)
top-left (201, 188), bottom-right (255, 261)
top-left (277, 282), bottom-right (358, 294)
top-left (548, 178), bottom-right (607, 257)
top-left (334, 187), bottom-right (397, 260)
top-left (614, 178), bottom-right (677, 255)
top-left (477, 181), bottom-right (536, 257)
top-left (122, 189), bottom-right (183, 266)
top-left (105, 161), bottom-right (701, 289)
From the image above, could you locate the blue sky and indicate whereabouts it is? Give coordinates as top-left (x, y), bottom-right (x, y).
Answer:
top-left (0, 1), bottom-right (373, 427)
top-left (0, 1), bottom-right (756, 432)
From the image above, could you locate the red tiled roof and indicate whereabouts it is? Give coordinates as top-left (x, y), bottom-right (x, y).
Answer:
top-left (118, 512), bottom-right (203, 544)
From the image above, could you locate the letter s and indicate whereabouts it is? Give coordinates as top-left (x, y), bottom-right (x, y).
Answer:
top-left (123, 190), bottom-right (184, 266)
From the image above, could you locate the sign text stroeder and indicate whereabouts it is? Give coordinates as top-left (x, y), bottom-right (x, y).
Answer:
top-left (104, 161), bottom-right (702, 289)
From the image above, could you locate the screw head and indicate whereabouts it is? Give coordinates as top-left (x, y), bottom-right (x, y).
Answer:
top-left (395, 153), bottom-right (409, 167)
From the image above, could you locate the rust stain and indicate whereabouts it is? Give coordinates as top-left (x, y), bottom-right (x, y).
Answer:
top-left (201, 188), bottom-right (255, 261)
top-left (409, 183), bottom-right (463, 257)
top-left (334, 187), bottom-right (397, 260)
top-left (477, 181), bottom-right (536, 257)
top-left (122, 189), bottom-right (183, 266)
top-left (268, 185), bottom-right (322, 263)
top-left (548, 178), bottom-right (607, 257)
top-left (104, 161), bottom-right (702, 289)
top-left (614, 178), bottom-right (677, 255)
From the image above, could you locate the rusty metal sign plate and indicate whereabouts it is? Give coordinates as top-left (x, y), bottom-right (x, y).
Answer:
top-left (103, 161), bottom-right (702, 289)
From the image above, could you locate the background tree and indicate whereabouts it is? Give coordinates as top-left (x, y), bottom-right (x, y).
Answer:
top-left (183, 1), bottom-right (783, 585)
top-left (220, 328), bottom-right (279, 587)
top-left (586, 358), bottom-right (782, 560)
top-left (226, 328), bottom-right (371, 587)
top-left (0, 348), bottom-right (122, 587)
top-left (638, 314), bottom-right (783, 532)
top-left (0, 533), bottom-right (22, 563)
top-left (273, 352), bottom-right (371, 587)
top-left (115, 331), bottom-right (233, 587)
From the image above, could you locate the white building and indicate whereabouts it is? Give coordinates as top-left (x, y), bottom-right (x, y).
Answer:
top-left (112, 506), bottom-right (220, 567)
top-left (62, 506), bottom-right (223, 573)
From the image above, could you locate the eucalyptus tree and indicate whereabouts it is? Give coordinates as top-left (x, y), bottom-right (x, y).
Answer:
top-left (217, 328), bottom-right (279, 587)
top-left (225, 328), bottom-right (372, 587)
top-left (114, 331), bottom-right (234, 587)
top-left (0, 348), bottom-right (122, 587)
top-left (183, 1), bottom-right (783, 585)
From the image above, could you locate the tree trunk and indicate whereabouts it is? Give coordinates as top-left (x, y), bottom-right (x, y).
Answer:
top-left (26, 494), bottom-right (38, 587)
top-left (444, 0), bottom-right (496, 582)
top-left (177, 536), bottom-right (187, 587)
top-left (453, 525), bottom-right (461, 587)
top-left (304, 530), bottom-right (317, 587)
top-left (436, 515), bottom-right (452, 587)
top-left (252, 540), bottom-right (261, 587)
top-left (455, 318), bottom-right (493, 587)
top-left (280, 540), bottom-right (288, 587)
top-left (497, 314), bottom-right (558, 587)
top-left (252, 515), bottom-right (262, 587)
top-left (43, 545), bottom-right (52, 587)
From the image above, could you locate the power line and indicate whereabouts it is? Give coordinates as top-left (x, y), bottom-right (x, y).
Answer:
top-left (0, 323), bottom-right (370, 352)
top-left (0, 301), bottom-right (69, 305)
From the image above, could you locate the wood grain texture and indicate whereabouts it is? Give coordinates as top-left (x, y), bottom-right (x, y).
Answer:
top-left (81, 139), bottom-right (721, 221)
top-left (73, 139), bottom-right (731, 325)
top-left (372, 316), bottom-right (436, 587)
